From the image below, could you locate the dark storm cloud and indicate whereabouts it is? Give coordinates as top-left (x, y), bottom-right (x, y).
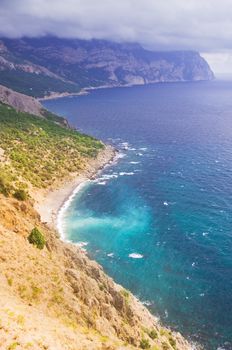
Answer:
top-left (0, 0), bottom-right (231, 52)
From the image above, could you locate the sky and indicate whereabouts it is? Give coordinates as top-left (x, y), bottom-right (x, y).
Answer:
top-left (0, 0), bottom-right (232, 74)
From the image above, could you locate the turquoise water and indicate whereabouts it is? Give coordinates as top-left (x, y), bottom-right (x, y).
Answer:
top-left (43, 81), bottom-right (232, 350)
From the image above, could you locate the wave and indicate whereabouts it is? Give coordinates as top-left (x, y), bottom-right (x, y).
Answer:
top-left (114, 151), bottom-right (126, 160)
top-left (57, 180), bottom-right (90, 240)
top-left (142, 300), bottom-right (153, 306)
top-left (97, 181), bottom-right (107, 185)
top-left (129, 253), bottom-right (144, 259)
top-left (75, 241), bottom-right (89, 248)
top-left (119, 172), bottom-right (134, 176)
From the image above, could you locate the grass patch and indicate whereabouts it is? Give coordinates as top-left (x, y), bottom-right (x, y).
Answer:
top-left (140, 338), bottom-right (151, 349)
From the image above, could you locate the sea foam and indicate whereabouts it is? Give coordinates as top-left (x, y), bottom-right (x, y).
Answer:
top-left (129, 253), bottom-right (144, 259)
top-left (57, 180), bottom-right (90, 240)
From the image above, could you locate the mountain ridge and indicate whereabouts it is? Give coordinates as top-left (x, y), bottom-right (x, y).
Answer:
top-left (0, 37), bottom-right (214, 98)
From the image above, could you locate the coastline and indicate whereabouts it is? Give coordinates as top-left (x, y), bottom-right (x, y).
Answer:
top-left (37, 81), bottom-right (147, 101)
top-left (35, 144), bottom-right (117, 232)
top-left (30, 145), bottom-right (197, 349)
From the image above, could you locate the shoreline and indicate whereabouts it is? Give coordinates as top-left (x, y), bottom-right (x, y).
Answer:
top-left (37, 81), bottom-right (147, 101)
top-left (33, 144), bottom-right (197, 350)
top-left (35, 145), bottom-right (118, 233)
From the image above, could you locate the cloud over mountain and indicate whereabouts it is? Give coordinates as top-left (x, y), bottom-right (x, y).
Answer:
top-left (0, 0), bottom-right (232, 53)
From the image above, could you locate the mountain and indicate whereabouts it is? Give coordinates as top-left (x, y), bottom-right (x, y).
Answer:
top-left (0, 37), bottom-right (214, 98)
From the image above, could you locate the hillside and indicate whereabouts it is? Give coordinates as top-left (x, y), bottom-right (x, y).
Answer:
top-left (0, 84), bottom-right (44, 116)
top-left (0, 103), bottom-right (104, 193)
top-left (0, 104), bottom-right (195, 350)
top-left (0, 37), bottom-right (214, 97)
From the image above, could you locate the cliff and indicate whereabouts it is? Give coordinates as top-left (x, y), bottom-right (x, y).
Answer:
top-left (0, 37), bottom-right (214, 97)
top-left (0, 84), bottom-right (43, 116)
top-left (0, 103), bottom-right (196, 350)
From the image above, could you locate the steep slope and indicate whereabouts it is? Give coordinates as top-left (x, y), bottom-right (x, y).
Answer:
top-left (0, 84), bottom-right (43, 116)
top-left (0, 37), bottom-right (214, 97)
top-left (0, 104), bottom-right (196, 350)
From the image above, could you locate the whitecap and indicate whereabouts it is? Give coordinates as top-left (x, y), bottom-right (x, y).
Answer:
top-left (139, 147), bottom-right (147, 151)
top-left (163, 201), bottom-right (169, 206)
top-left (101, 174), bottom-right (118, 179)
top-left (129, 253), bottom-right (144, 259)
top-left (119, 172), bottom-right (134, 176)
top-left (142, 300), bottom-right (152, 306)
top-left (97, 181), bottom-right (107, 185)
top-left (75, 241), bottom-right (89, 248)
top-left (107, 253), bottom-right (114, 257)
top-left (115, 152), bottom-right (126, 160)
top-left (121, 142), bottom-right (130, 150)
top-left (130, 161), bottom-right (140, 164)
top-left (202, 232), bottom-right (209, 236)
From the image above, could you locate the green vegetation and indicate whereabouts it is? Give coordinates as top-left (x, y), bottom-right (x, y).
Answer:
top-left (162, 342), bottom-right (170, 350)
top-left (140, 338), bottom-right (151, 349)
top-left (27, 227), bottom-right (46, 250)
top-left (168, 336), bottom-right (176, 349)
top-left (13, 188), bottom-right (28, 201)
top-left (8, 342), bottom-right (20, 350)
top-left (0, 69), bottom-right (80, 98)
top-left (120, 288), bottom-right (130, 305)
top-left (0, 103), bottom-right (104, 190)
top-left (149, 329), bottom-right (158, 340)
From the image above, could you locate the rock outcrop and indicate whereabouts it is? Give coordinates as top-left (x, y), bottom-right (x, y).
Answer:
top-left (0, 84), bottom-right (43, 116)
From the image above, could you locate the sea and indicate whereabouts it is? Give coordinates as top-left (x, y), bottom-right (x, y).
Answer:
top-left (43, 80), bottom-right (232, 350)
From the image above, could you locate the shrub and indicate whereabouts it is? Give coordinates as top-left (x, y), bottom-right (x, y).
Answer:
top-left (149, 329), bottom-right (158, 340)
top-left (162, 342), bottom-right (170, 350)
top-left (169, 336), bottom-right (176, 349)
top-left (13, 188), bottom-right (28, 201)
top-left (140, 338), bottom-right (151, 349)
top-left (0, 175), bottom-right (11, 196)
top-left (28, 227), bottom-right (46, 250)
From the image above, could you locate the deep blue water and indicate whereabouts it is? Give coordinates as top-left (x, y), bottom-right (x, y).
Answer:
top-left (43, 81), bottom-right (232, 350)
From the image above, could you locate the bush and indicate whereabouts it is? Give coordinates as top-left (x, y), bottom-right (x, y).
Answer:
top-left (149, 329), bottom-right (158, 340)
top-left (162, 342), bottom-right (170, 350)
top-left (13, 188), bottom-right (28, 201)
top-left (140, 338), bottom-right (151, 349)
top-left (28, 227), bottom-right (46, 250)
top-left (0, 175), bottom-right (11, 196)
top-left (169, 336), bottom-right (176, 349)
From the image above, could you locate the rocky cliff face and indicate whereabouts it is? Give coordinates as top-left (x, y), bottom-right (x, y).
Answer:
top-left (0, 37), bottom-right (214, 97)
top-left (0, 84), bottom-right (43, 116)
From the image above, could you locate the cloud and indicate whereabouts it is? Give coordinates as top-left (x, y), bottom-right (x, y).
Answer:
top-left (0, 0), bottom-right (232, 73)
